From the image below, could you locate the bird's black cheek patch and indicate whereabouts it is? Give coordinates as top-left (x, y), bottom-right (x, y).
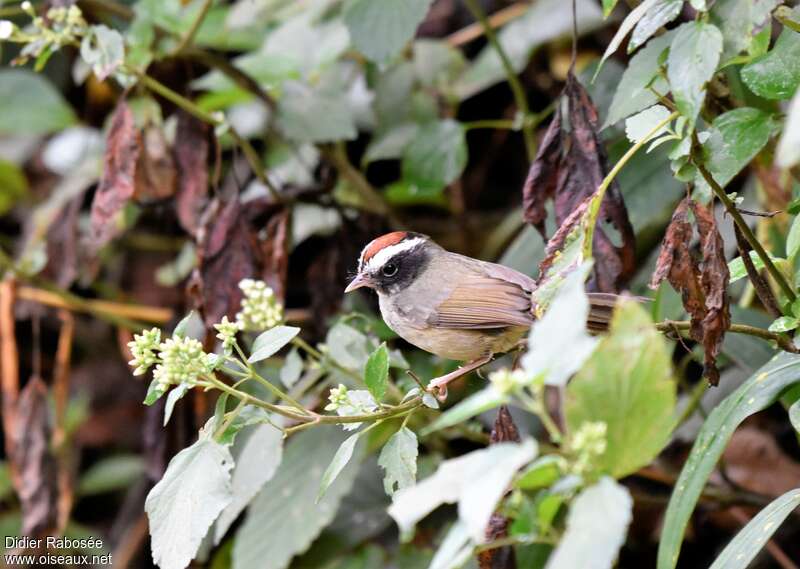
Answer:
top-left (373, 247), bottom-right (430, 294)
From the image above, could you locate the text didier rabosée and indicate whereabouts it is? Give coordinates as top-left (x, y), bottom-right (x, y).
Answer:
top-left (5, 536), bottom-right (104, 549)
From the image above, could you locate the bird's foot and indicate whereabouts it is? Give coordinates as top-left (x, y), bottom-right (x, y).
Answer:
top-left (426, 356), bottom-right (493, 401)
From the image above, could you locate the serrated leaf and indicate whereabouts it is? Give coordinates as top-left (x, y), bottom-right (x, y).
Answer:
top-left (401, 120), bottom-right (467, 192)
top-left (344, 0), bottom-right (434, 63)
top-left (628, 0), bottom-right (683, 53)
top-left (0, 70), bottom-right (76, 135)
top-left (667, 21), bottom-right (723, 125)
top-left (378, 427), bottom-right (418, 496)
top-left (276, 81), bottom-right (357, 143)
top-left (741, 20), bottom-right (800, 100)
top-left (318, 433), bottom-right (361, 502)
top-left (248, 326), bottom-right (300, 363)
top-left (710, 0), bottom-right (782, 62)
top-left (566, 300), bottom-right (677, 478)
top-left (777, 88), bottom-right (800, 168)
top-left (545, 478), bottom-right (633, 569)
top-left (658, 352), bottom-right (800, 569)
top-left (709, 488), bottom-right (800, 569)
top-left (233, 427), bottom-right (361, 569)
top-left (214, 424), bottom-right (283, 544)
top-left (279, 347), bottom-right (303, 389)
top-left (625, 104), bottom-right (672, 143)
top-left (145, 438), bottom-right (233, 569)
top-left (364, 343), bottom-right (389, 402)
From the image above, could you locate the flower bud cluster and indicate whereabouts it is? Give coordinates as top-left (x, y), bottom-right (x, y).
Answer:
top-left (325, 384), bottom-right (350, 411)
top-left (214, 316), bottom-right (240, 354)
top-left (235, 279), bottom-right (283, 332)
top-left (488, 368), bottom-right (531, 395)
top-left (3, 3), bottom-right (88, 65)
top-left (128, 328), bottom-right (161, 376)
top-left (568, 421), bottom-right (608, 476)
top-left (127, 331), bottom-right (214, 392)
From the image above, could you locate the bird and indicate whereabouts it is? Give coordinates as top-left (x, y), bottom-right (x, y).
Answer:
top-left (344, 231), bottom-right (619, 395)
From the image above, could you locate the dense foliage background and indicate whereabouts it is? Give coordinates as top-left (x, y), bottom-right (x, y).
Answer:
top-left (1, 0), bottom-right (800, 568)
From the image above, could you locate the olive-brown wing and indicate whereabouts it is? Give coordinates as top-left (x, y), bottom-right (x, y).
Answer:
top-left (430, 273), bottom-right (535, 329)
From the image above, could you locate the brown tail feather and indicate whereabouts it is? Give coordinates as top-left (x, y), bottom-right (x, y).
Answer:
top-left (587, 293), bottom-right (648, 332)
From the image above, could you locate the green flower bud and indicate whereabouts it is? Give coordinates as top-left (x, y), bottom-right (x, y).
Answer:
top-left (235, 278), bottom-right (284, 332)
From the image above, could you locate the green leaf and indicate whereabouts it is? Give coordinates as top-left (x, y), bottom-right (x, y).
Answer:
top-left (172, 311), bottom-right (194, 338)
top-left (163, 383), bottom-right (189, 426)
top-left (318, 433), bottom-right (361, 502)
top-left (276, 81), bottom-right (357, 143)
top-left (628, 0), bottom-right (683, 53)
top-left (515, 456), bottom-right (562, 490)
top-left (710, 0), bottom-right (781, 62)
top-left (0, 70), bottom-right (76, 135)
top-left (214, 424), bottom-right (283, 544)
top-left (0, 160), bottom-right (28, 216)
top-left (777, 88), bottom-right (800, 168)
top-left (741, 22), bottom-right (800, 100)
top-left (80, 25), bottom-right (125, 81)
top-left (279, 347), bottom-right (303, 389)
top-left (625, 104), bottom-right (672, 143)
top-left (657, 352), bottom-right (800, 569)
top-left (344, 0), bottom-right (434, 63)
top-left (388, 440), bottom-right (537, 542)
top-left (326, 322), bottom-right (372, 371)
top-left (728, 250), bottom-right (770, 283)
top-left (401, 120), bottom-right (467, 192)
top-left (421, 387), bottom-right (508, 435)
top-left (598, 0), bottom-right (663, 75)
top-left (566, 300), bottom-right (677, 478)
top-left (604, 30), bottom-right (675, 128)
top-left (78, 455), bottom-right (144, 497)
top-left (709, 488), bottom-right (800, 569)
top-left (378, 427), bottom-right (418, 496)
top-left (788, 215), bottom-right (800, 260)
top-left (545, 477), bottom-right (633, 569)
top-left (144, 379), bottom-right (166, 406)
top-left (364, 343), bottom-right (390, 402)
top-left (364, 124), bottom-right (418, 164)
top-left (145, 438), bottom-right (233, 569)
top-left (667, 21), bottom-right (723, 124)
top-left (698, 107), bottom-right (777, 189)
top-left (248, 326), bottom-right (300, 363)
top-left (233, 427), bottom-right (361, 569)
top-left (768, 316), bottom-right (799, 333)
top-left (790, 400), bottom-right (800, 433)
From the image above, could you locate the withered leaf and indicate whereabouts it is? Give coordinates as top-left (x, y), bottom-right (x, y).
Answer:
top-left (258, 207), bottom-right (290, 303)
top-left (89, 100), bottom-right (139, 252)
top-left (134, 124), bottom-right (177, 203)
top-left (43, 196), bottom-right (81, 288)
top-left (8, 377), bottom-right (58, 537)
top-left (650, 198), bottom-right (730, 385)
top-left (523, 72), bottom-right (635, 292)
top-left (490, 405), bottom-right (521, 444)
top-left (174, 112), bottom-right (210, 236)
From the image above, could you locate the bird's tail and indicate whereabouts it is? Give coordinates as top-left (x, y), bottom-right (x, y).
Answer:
top-left (587, 293), bottom-right (647, 332)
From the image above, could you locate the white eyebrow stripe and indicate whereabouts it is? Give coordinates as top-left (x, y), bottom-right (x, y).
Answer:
top-left (364, 238), bottom-right (425, 273)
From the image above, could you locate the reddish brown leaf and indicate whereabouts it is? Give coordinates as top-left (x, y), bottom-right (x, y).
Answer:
top-left (8, 377), bottom-right (58, 537)
top-left (42, 195), bottom-right (81, 288)
top-left (89, 100), bottom-right (139, 251)
top-left (650, 198), bottom-right (730, 385)
top-left (536, 192), bottom-right (593, 281)
top-left (133, 124), bottom-right (177, 203)
top-left (258, 207), bottom-right (290, 303)
top-left (523, 72), bottom-right (635, 292)
top-left (174, 112), bottom-right (210, 236)
top-left (490, 405), bottom-right (521, 444)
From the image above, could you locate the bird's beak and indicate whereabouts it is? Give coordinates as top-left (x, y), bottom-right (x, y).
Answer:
top-left (345, 273), bottom-right (371, 293)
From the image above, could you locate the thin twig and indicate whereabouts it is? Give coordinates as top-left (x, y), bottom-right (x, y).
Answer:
top-left (446, 2), bottom-right (528, 47)
top-left (169, 0), bottom-right (212, 57)
top-left (655, 320), bottom-right (798, 354)
top-left (732, 224), bottom-right (781, 318)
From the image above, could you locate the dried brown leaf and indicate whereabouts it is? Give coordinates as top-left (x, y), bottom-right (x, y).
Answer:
top-left (490, 405), bottom-right (521, 444)
top-left (258, 207), bottom-right (290, 303)
top-left (524, 72), bottom-right (635, 292)
top-left (42, 196), bottom-right (81, 288)
top-left (133, 125), bottom-right (177, 203)
top-left (89, 100), bottom-right (139, 251)
top-left (174, 112), bottom-right (210, 236)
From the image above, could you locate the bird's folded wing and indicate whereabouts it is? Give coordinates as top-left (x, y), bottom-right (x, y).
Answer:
top-left (430, 275), bottom-right (534, 329)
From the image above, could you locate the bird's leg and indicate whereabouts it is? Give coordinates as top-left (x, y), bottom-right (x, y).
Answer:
top-left (428, 355), bottom-right (493, 400)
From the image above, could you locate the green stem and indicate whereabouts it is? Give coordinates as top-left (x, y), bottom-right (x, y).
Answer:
top-left (463, 119), bottom-right (517, 131)
top-left (691, 146), bottom-right (796, 303)
top-left (170, 0), bottom-right (212, 56)
top-left (214, 397), bottom-right (246, 439)
top-left (462, 0), bottom-right (536, 161)
top-left (232, 342), bottom-right (309, 412)
top-left (655, 319), bottom-right (799, 354)
top-left (675, 378), bottom-right (708, 427)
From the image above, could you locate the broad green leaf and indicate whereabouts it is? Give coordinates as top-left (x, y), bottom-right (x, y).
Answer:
top-left (344, 0), bottom-right (434, 63)
top-left (326, 322), bottom-right (372, 371)
top-left (388, 439), bottom-right (536, 542)
top-left (378, 427), bottom-right (418, 496)
top-left (413, 40), bottom-right (466, 90)
top-left (515, 456), bottom-right (562, 490)
top-left (790, 399), bottom-right (800, 433)
top-left (248, 326), bottom-right (300, 363)
top-left (78, 455), bottom-right (144, 496)
top-left (604, 31), bottom-right (675, 128)
top-left (0, 70), bottom-right (76, 135)
top-left (728, 250), bottom-right (771, 283)
top-left (657, 352), bottom-right (800, 569)
top-left (192, 52), bottom-right (299, 94)
top-left (598, 0), bottom-right (663, 75)
top-left (788, 215), bottom-right (800, 260)
top-left (628, 0), bottom-right (683, 53)
top-left (279, 347), bottom-right (303, 389)
top-left (145, 438), bottom-right (233, 569)
top-left (710, 0), bottom-right (782, 62)
top-left (667, 21), bottom-right (723, 124)
top-left (163, 383), bottom-right (189, 426)
top-left (454, 0), bottom-right (603, 100)
top-left (709, 488), bottom-right (800, 569)
top-left (401, 120), bottom-right (467, 192)
top-left (421, 387), bottom-right (508, 435)
top-left (318, 433), bottom-right (361, 502)
top-left (768, 316), bottom-right (799, 333)
top-left (214, 424), bottom-right (283, 544)
top-left (625, 104), bottom-right (672, 143)
top-left (172, 311), bottom-right (195, 338)
top-left (523, 267), bottom-right (600, 387)
top-left (741, 19), bottom-right (800, 100)
top-left (364, 343), bottom-right (390, 402)
top-left (545, 478), bottom-right (633, 569)
top-left (777, 88), bottom-right (800, 168)
top-left (0, 160), bottom-right (28, 216)
top-left (566, 300), bottom-right (676, 478)
top-left (233, 427), bottom-right (361, 569)
top-left (364, 123), bottom-right (418, 164)
top-left (276, 81), bottom-right (357, 143)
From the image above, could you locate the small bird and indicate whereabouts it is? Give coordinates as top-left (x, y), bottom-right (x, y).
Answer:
top-left (344, 231), bottom-right (618, 394)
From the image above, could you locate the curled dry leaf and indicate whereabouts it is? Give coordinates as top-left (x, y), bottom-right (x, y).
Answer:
top-left (259, 207), bottom-right (290, 303)
top-left (8, 377), bottom-right (59, 537)
top-left (134, 125), bottom-right (177, 203)
top-left (650, 197), bottom-right (730, 385)
top-left (43, 196), bottom-right (81, 288)
top-left (523, 72), bottom-right (635, 293)
top-left (89, 100), bottom-right (138, 252)
top-left (174, 112), bottom-right (210, 237)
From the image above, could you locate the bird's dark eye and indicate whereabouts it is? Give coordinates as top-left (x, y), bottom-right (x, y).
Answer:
top-left (382, 262), bottom-right (399, 277)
